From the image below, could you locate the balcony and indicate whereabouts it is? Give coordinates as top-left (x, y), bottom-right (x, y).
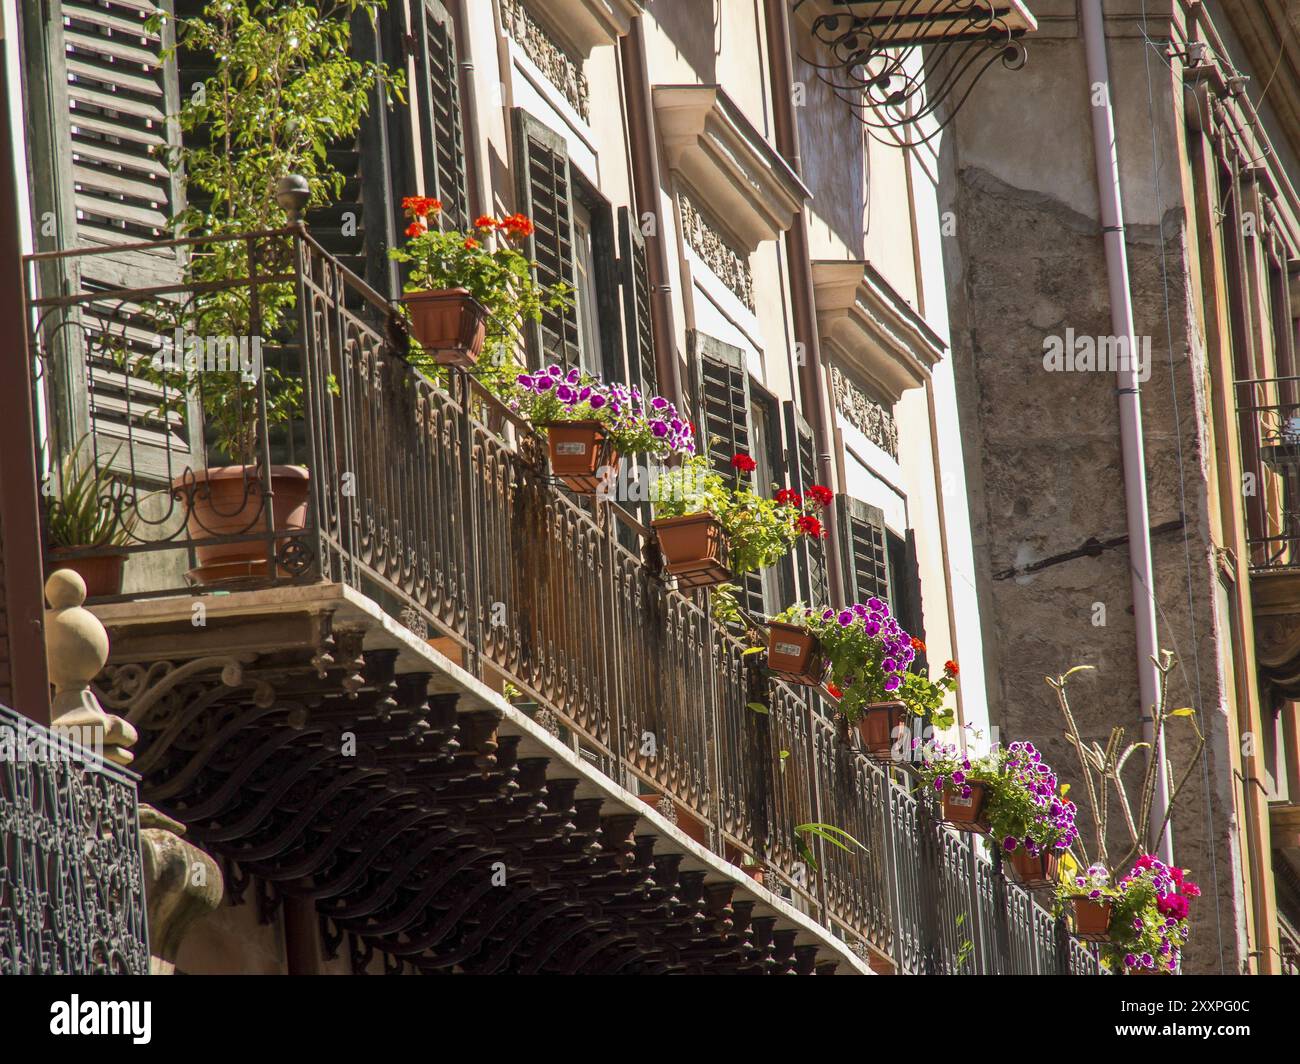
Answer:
top-left (0, 701), bottom-right (149, 974)
top-left (1235, 377), bottom-right (1300, 696)
top-left (23, 228), bottom-right (1097, 974)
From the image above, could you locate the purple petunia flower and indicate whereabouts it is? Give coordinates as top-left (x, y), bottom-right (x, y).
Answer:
top-left (1003, 836), bottom-right (1017, 852)
top-left (884, 675), bottom-right (901, 692)
top-left (536, 376), bottom-right (554, 392)
top-left (589, 394), bottom-right (606, 409)
top-left (837, 610), bottom-right (854, 626)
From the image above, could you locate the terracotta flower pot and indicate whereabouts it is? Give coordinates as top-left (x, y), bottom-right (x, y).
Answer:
top-left (855, 700), bottom-right (909, 760)
top-left (639, 793), bottom-right (708, 846)
top-left (651, 511), bottom-right (731, 589)
top-left (1069, 896), bottom-right (1113, 942)
top-left (543, 421), bottom-right (618, 494)
top-left (400, 287), bottom-right (488, 367)
top-left (173, 465), bottom-right (311, 585)
top-left (1008, 847), bottom-right (1060, 889)
top-left (940, 780), bottom-right (989, 832)
top-left (48, 552), bottom-right (127, 599)
top-left (766, 622), bottom-right (826, 686)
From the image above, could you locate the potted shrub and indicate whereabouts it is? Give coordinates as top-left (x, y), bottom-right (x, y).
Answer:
top-left (390, 202), bottom-right (570, 369)
top-left (137, 0), bottom-right (403, 585)
top-left (45, 437), bottom-right (139, 598)
top-left (648, 455), bottom-right (832, 593)
top-left (508, 366), bottom-right (695, 494)
top-left (914, 740), bottom-right (1079, 850)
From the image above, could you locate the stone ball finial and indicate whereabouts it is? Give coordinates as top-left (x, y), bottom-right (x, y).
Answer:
top-left (46, 567), bottom-right (87, 609)
top-left (45, 568), bottom-right (109, 694)
top-left (44, 567), bottom-right (138, 767)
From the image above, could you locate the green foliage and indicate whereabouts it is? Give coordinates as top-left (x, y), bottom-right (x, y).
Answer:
top-left (142, 0), bottom-right (402, 464)
top-left (45, 436), bottom-right (138, 548)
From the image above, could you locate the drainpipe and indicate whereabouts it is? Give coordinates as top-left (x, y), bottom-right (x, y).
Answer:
top-left (762, 0), bottom-right (844, 604)
top-left (1080, 0), bottom-right (1173, 863)
top-left (620, 17), bottom-right (685, 409)
top-left (453, 0), bottom-right (491, 219)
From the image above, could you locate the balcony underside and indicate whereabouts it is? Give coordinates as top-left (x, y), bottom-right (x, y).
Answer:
top-left (91, 583), bottom-right (872, 975)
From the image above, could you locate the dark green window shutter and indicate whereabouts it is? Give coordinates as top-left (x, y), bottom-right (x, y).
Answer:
top-left (692, 332), bottom-right (750, 482)
top-left (837, 497), bottom-right (891, 607)
top-left (618, 206), bottom-right (656, 395)
top-left (50, 0), bottom-right (198, 480)
top-left (782, 401), bottom-right (829, 609)
top-left (513, 109), bottom-right (580, 367)
top-left (415, 0), bottom-right (469, 233)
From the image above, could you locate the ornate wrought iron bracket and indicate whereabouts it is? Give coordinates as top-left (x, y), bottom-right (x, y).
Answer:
top-left (798, 0), bottom-right (1034, 144)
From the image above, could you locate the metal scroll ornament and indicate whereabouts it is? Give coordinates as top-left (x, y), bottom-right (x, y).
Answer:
top-left (801, 0), bottom-right (1029, 144)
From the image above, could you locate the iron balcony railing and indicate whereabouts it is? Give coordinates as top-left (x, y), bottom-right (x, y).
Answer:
top-left (1236, 375), bottom-right (1300, 571)
top-left (0, 702), bottom-right (149, 974)
top-left (23, 228), bottom-right (1099, 973)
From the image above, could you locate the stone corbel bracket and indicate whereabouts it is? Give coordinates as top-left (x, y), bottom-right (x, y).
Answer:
top-left (811, 259), bottom-right (946, 405)
top-left (527, 0), bottom-right (642, 57)
top-left (653, 84), bottom-right (809, 253)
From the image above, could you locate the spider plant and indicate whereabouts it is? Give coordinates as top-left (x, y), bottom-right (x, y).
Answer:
top-left (46, 436), bottom-right (138, 549)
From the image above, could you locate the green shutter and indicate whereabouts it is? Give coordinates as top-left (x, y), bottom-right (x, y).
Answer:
top-left (415, 0), bottom-right (470, 233)
top-left (691, 332), bottom-right (750, 482)
top-left (837, 497), bottom-right (891, 607)
top-left (46, 0), bottom-right (197, 481)
top-left (513, 110), bottom-right (580, 368)
top-left (891, 529), bottom-right (927, 668)
top-left (782, 401), bottom-right (829, 609)
top-left (618, 206), bottom-right (657, 395)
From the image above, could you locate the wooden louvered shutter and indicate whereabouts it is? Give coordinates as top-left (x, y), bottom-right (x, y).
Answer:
top-left (415, 0), bottom-right (469, 232)
top-left (513, 109), bottom-right (580, 367)
top-left (53, 0), bottom-right (197, 479)
top-left (692, 332), bottom-right (750, 482)
top-left (782, 401), bottom-right (829, 609)
top-left (837, 497), bottom-right (891, 607)
top-left (618, 206), bottom-right (656, 395)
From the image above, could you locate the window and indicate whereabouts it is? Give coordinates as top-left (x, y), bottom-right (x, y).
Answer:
top-left (782, 401), bottom-right (829, 609)
top-left (571, 200), bottom-right (603, 377)
top-left (413, 0), bottom-right (470, 232)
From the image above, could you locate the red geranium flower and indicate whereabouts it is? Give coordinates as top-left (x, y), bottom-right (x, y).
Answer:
top-left (775, 487), bottom-right (801, 506)
top-left (498, 213), bottom-right (535, 238)
top-left (464, 237), bottom-right (480, 250)
top-left (911, 636), bottom-right (926, 652)
top-left (807, 484), bottom-right (834, 507)
top-left (796, 515), bottom-right (822, 537)
top-left (474, 215), bottom-right (497, 229)
top-left (401, 195), bottom-right (442, 218)
top-left (944, 660), bottom-right (959, 676)
top-left (826, 682), bottom-right (843, 699)
top-left (731, 453), bottom-right (757, 473)
top-left (404, 221), bottom-right (427, 238)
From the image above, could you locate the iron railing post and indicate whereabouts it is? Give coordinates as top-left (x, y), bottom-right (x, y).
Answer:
top-left (456, 369), bottom-right (483, 675)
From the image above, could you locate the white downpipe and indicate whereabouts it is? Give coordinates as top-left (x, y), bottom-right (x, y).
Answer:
top-left (1080, 0), bottom-right (1173, 864)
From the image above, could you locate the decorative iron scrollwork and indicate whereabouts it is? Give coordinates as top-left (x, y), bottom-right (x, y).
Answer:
top-left (800, 0), bottom-right (1030, 144)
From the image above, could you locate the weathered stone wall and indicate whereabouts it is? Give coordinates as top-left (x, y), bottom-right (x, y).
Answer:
top-left (938, 3), bottom-right (1247, 972)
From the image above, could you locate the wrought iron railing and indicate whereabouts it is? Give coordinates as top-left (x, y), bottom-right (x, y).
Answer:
top-left (23, 228), bottom-right (1098, 973)
top-left (0, 702), bottom-right (149, 974)
top-left (1235, 376), bottom-right (1300, 570)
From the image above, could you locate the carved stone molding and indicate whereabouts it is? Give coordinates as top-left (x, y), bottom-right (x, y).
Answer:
top-left (654, 84), bottom-right (808, 252)
top-left (513, 0), bottom-right (641, 57)
top-left (831, 365), bottom-right (898, 460)
top-left (502, 0), bottom-right (590, 121)
top-left (679, 191), bottom-right (755, 310)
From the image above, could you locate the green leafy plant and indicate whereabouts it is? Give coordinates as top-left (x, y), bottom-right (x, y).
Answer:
top-left (768, 599), bottom-right (956, 727)
top-left (793, 822), bottom-right (865, 874)
top-left (46, 436), bottom-right (138, 549)
top-left (140, 0), bottom-right (402, 465)
top-left (651, 454), bottom-right (831, 623)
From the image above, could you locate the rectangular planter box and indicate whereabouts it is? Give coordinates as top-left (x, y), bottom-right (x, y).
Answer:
top-left (651, 511), bottom-right (732, 589)
top-left (544, 421), bottom-right (618, 495)
top-left (766, 622), bottom-right (826, 686)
